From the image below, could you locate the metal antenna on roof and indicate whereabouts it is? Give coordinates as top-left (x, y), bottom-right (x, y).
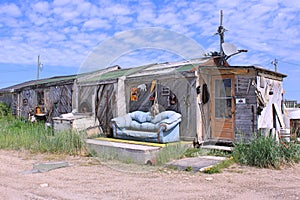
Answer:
top-left (217, 10), bottom-right (226, 58)
top-left (271, 58), bottom-right (278, 72)
top-left (37, 55), bottom-right (43, 80)
top-left (215, 10), bottom-right (247, 63)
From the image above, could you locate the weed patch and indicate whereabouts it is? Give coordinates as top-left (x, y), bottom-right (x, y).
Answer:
top-left (207, 149), bottom-right (231, 157)
top-left (233, 136), bottom-right (300, 168)
top-left (0, 117), bottom-right (86, 155)
top-left (203, 157), bottom-right (234, 174)
top-left (156, 143), bottom-right (189, 165)
top-left (183, 147), bottom-right (202, 157)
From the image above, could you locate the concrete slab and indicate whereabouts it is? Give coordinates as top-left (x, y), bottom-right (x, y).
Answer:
top-left (167, 156), bottom-right (227, 172)
top-left (87, 139), bottom-right (161, 151)
top-left (86, 139), bottom-right (162, 165)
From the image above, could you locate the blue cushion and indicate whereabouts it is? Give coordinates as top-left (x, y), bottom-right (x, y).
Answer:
top-left (150, 111), bottom-right (177, 124)
top-left (130, 121), bottom-right (159, 131)
top-left (129, 111), bottom-right (151, 123)
top-left (140, 122), bottom-right (159, 131)
top-left (160, 112), bottom-right (182, 124)
top-left (112, 114), bottom-right (132, 128)
top-left (130, 120), bottom-right (142, 130)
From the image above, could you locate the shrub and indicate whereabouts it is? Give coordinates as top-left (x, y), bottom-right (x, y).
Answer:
top-left (233, 136), bottom-right (300, 168)
top-left (0, 102), bottom-right (10, 117)
top-left (183, 147), bottom-right (202, 157)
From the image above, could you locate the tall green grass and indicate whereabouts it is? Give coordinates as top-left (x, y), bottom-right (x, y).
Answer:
top-left (233, 136), bottom-right (300, 168)
top-left (156, 143), bottom-right (190, 165)
top-left (0, 116), bottom-right (86, 155)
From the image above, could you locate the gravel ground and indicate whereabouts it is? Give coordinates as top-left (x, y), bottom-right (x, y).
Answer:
top-left (0, 150), bottom-right (299, 200)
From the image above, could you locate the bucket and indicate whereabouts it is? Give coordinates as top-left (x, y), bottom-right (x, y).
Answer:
top-left (280, 128), bottom-right (290, 143)
top-left (36, 106), bottom-right (41, 114)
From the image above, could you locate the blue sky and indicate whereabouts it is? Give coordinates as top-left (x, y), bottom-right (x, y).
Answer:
top-left (1, 0), bottom-right (300, 100)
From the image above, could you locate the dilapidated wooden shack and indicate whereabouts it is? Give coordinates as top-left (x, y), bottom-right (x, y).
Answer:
top-left (0, 56), bottom-right (287, 144)
top-left (195, 63), bottom-right (286, 143)
top-left (0, 75), bottom-right (76, 121)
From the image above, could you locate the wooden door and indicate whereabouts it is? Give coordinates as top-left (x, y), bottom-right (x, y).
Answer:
top-left (211, 75), bottom-right (235, 140)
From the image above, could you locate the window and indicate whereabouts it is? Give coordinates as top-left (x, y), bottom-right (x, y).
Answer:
top-left (214, 78), bottom-right (232, 118)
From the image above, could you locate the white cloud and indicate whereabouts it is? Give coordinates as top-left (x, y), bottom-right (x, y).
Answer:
top-left (0, 3), bottom-right (21, 17)
top-left (107, 4), bottom-right (131, 15)
top-left (82, 18), bottom-right (111, 30)
top-left (31, 1), bottom-right (49, 14)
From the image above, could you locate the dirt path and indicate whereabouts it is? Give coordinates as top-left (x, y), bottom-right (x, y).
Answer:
top-left (0, 150), bottom-right (299, 200)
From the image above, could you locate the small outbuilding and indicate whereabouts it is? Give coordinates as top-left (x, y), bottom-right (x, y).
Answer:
top-left (0, 75), bottom-right (76, 121)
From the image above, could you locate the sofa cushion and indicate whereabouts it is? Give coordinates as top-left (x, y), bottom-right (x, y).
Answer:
top-left (129, 111), bottom-right (151, 123)
top-left (112, 114), bottom-right (132, 128)
top-left (122, 129), bottom-right (158, 138)
top-left (130, 120), bottom-right (159, 132)
top-left (160, 112), bottom-right (182, 124)
top-left (140, 122), bottom-right (160, 131)
top-left (150, 111), bottom-right (178, 124)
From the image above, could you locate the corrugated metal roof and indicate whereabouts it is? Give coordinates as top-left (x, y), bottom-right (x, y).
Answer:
top-left (0, 75), bottom-right (77, 93)
top-left (78, 64), bottom-right (155, 83)
top-left (77, 58), bottom-right (211, 83)
top-left (35, 75), bottom-right (77, 85)
top-left (176, 64), bottom-right (197, 72)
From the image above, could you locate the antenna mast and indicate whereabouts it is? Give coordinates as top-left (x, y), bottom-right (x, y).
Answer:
top-left (37, 55), bottom-right (43, 80)
top-left (217, 10), bottom-right (226, 57)
top-left (271, 58), bottom-right (278, 72)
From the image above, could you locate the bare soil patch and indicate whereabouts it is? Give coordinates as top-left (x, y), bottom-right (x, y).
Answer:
top-left (0, 150), bottom-right (299, 200)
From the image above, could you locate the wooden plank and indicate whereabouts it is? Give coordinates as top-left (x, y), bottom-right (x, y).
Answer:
top-left (215, 122), bottom-right (233, 129)
top-left (202, 145), bottom-right (233, 151)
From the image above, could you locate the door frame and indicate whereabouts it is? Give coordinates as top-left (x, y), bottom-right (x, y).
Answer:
top-left (211, 74), bottom-right (235, 140)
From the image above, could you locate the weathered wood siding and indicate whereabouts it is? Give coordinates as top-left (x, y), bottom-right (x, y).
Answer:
top-left (234, 74), bottom-right (257, 142)
top-left (20, 89), bottom-right (35, 118)
top-left (0, 93), bottom-right (12, 107)
top-left (12, 84), bottom-right (73, 120)
top-left (48, 84), bottom-right (73, 118)
top-left (95, 83), bottom-right (117, 134)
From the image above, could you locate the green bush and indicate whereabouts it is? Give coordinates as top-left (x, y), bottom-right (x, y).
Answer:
top-left (233, 136), bottom-right (300, 168)
top-left (0, 102), bottom-right (10, 117)
top-left (183, 147), bottom-right (202, 157)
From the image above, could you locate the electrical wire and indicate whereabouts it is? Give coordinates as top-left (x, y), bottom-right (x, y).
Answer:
top-left (278, 60), bottom-right (300, 67)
